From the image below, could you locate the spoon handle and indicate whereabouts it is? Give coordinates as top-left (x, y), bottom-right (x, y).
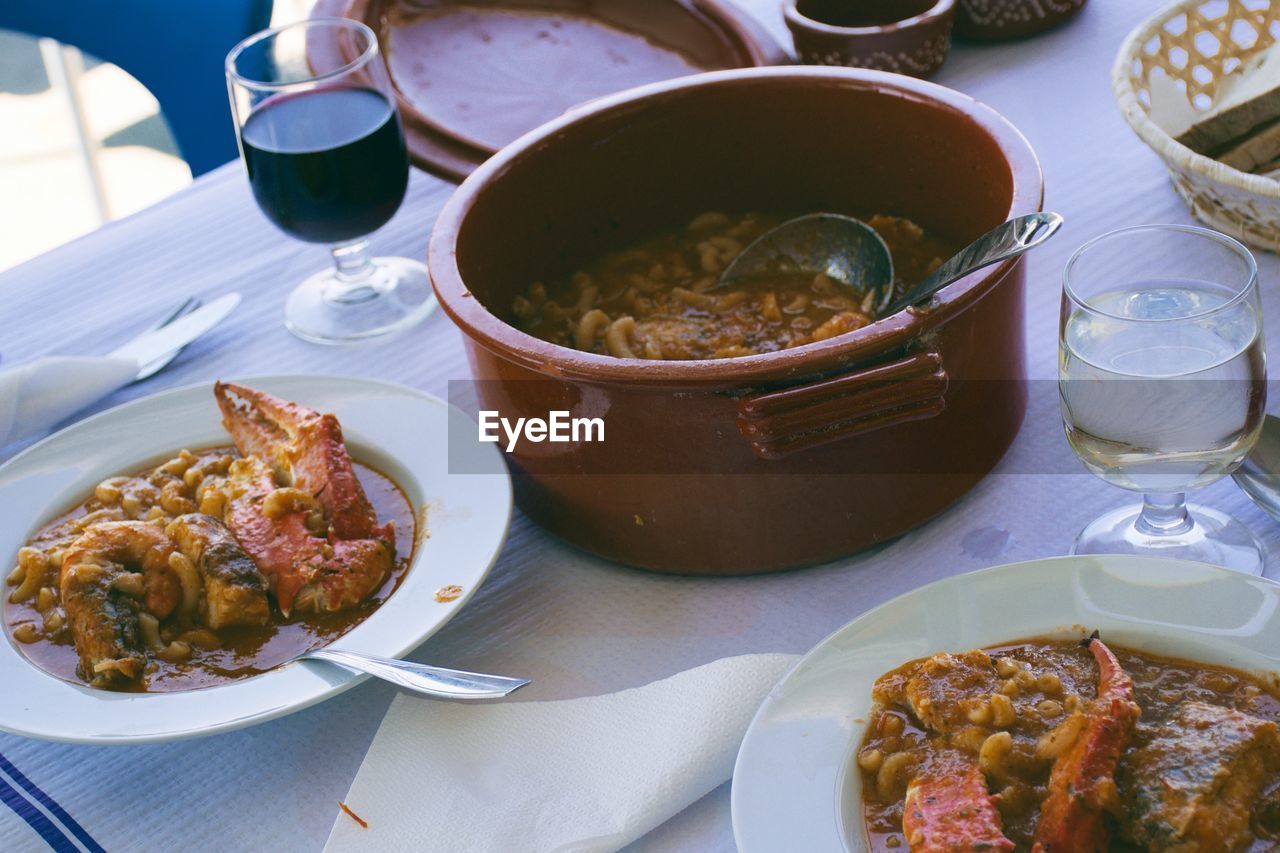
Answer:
top-left (883, 212), bottom-right (1064, 316)
top-left (302, 647), bottom-right (530, 700)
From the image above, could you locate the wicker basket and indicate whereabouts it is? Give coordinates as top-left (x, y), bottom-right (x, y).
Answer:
top-left (1113, 0), bottom-right (1280, 252)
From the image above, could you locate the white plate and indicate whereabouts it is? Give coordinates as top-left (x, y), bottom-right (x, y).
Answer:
top-left (731, 555), bottom-right (1280, 852)
top-left (0, 375), bottom-right (511, 744)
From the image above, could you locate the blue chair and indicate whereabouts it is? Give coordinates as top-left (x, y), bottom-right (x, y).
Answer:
top-left (2, 0), bottom-right (274, 176)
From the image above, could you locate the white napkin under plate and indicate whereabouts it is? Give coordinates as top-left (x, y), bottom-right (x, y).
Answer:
top-left (0, 355), bottom-right (138, 449)
top-left (325, 653), bottom-right (799, 853)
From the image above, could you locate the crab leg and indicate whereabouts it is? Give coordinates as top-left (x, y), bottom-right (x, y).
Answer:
top-left (903, 751), bottom-right (1014, 852)
top-left (214, 382), bottom-right (390, 541)
top-left (1031, 637), bottom-right (1140, 852)
top-left (213, 382), bottom-right (394, 616)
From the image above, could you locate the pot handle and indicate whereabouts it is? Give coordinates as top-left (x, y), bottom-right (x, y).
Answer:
top-left (736, 349), bottom-right (948, 460)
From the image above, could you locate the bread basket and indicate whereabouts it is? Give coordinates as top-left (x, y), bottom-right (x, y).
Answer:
top-left (1113, 0), bottom-right (1280, 252)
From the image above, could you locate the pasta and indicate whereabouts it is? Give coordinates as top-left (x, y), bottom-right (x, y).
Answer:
top-left (1035, 712), bottom-right (1086, 760)
top-left (977, 730), bottom-right (1012, 775)
top-left (262, 487), bottom-right (319, 520)
top-left (575, 308), bottom-right (610, 352)
top-left (605, 317), bottom-right (638, 358)
top-left (8, 548), bottom-right (46, 604)
top-left (167, 552), bottom-right (202, 619)
top-left (876, 752), bottom-right (912, 800)
top-left (514, 211), bottom-right (951, 360)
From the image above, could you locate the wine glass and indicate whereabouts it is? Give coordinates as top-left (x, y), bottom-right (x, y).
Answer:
top-left (1059, 224), bottom-right (1267, 574)
top-left (225, 18), bottom-right (435, 344)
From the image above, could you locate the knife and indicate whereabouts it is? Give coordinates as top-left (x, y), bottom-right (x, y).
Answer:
top-left (109, 293), bottom-right (241, 372)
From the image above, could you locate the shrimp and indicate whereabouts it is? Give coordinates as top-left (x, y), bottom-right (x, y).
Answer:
top-left (59, 521), bottom-right (177, 687)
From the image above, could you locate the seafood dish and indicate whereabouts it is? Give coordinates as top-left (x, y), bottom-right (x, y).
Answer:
top-left (3, 383), bottom-right (414, 692)
top-left (857, 634), bottom-right (1280, 851)
top-left (511, 211), bottom-right (954, 360)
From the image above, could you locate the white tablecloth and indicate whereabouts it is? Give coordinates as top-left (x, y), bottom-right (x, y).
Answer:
top-left (2, 1), bottom-right (1278, 850)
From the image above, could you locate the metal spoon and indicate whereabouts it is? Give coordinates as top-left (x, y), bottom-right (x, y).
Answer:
top-left (297, 647), bottom-right (530, 700)
top-left (1233, 414), bottom-right (1280, 522)
top-left (883, 212), bottom-right (1064, 316)
top-left (718, 213), bottom-right (895, 310)
top-left (719, 211), bottom-right (1064, 317)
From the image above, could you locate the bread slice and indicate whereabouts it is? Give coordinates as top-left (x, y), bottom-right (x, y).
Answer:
top-left (1177, 40), bottom-right (1280, 155)
top-left (1217, 116), bottom-right (1280, 172)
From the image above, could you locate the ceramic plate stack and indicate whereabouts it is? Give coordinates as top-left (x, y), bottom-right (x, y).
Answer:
top-left (313, 0), bottom-right (784, 179)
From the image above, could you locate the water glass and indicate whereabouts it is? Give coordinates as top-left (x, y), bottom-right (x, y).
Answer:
top-left (1059, 224), bottom-right (1266, 574)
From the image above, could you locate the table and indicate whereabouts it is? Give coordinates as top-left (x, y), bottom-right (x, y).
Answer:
top-left (2, 1), bottom-right (1278, 850)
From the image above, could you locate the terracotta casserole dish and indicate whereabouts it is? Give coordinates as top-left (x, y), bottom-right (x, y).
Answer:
top-left (429, 67), bottom-right (1042, 575)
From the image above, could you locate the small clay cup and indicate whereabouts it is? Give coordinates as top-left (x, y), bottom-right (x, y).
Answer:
top-left (784, 0), bottom-right (956, 78)
top-left (955, 0), bottom-right (1087, 41)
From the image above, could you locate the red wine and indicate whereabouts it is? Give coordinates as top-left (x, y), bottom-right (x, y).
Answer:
top-left (240, 87), bottom-right (408, 244)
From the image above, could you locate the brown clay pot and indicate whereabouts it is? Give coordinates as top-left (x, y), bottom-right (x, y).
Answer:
top-left (955, 0), bottom-right (1086, 41)
top-left (784, 0), bottom-right (955, 78)
top-left (428, 67), bottom-right (1043, 576)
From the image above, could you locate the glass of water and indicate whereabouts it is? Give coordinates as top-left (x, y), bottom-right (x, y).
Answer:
top-left (1059, 225), bottom-right (1267, 574)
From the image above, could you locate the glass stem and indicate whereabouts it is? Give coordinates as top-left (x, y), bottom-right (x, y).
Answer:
top-left (326, 239), bottom-right (380, 304)
top-left (1135, 492), bottom-right (1193, 537)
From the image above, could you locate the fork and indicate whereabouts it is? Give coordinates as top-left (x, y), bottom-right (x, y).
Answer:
top-left (134, 296), bottom-right (202, 380)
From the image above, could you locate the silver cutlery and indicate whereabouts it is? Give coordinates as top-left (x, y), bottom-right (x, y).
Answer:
top-left (109, 292), bottom-right (241, 378)
top-left (5, 296), bottom-right (216, 383)
top-left (881, 213), bottom-right (1064, 316)
top-left (719, 212), bottom-right (1064, 318)
top-left (297, 647), bottom-right (530, 700)
top-left (134, 296), bottom-right (202, 380)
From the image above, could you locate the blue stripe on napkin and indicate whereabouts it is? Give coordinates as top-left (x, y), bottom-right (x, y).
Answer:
top-left (0, 752), bottom-right (104, 853)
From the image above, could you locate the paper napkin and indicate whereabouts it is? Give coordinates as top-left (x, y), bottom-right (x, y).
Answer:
top-left (0, 355), bottom-right (138, 449)
top-left (325, 653), bottom-right (799, 853)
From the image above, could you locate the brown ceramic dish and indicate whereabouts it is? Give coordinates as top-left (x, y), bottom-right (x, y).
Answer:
top-left (784, 0), bottom-right (955, 78)
top-left (955, 0), bottom-right (1086, 41)
top-left (429, 67), bottom-right (1042, 576)
top-left (316, 0), bottom-right (785, 180)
